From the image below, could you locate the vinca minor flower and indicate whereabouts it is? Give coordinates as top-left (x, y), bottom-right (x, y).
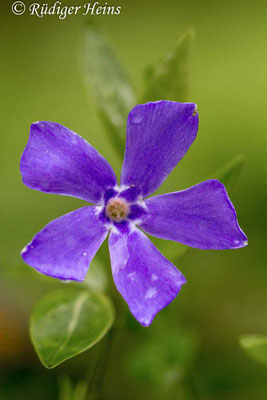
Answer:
top-left (20, 101), bottom-right (247, 326)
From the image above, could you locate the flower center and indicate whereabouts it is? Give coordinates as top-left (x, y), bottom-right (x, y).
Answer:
top-left (105, 197), bottom-right (129, 222)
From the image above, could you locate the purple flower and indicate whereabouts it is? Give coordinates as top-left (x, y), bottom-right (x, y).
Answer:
top-left (20, 101), bottom-right (247, 326)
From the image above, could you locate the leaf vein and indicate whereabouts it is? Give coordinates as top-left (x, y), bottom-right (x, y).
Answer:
top-left (51, 292), bottom-right (89, 364)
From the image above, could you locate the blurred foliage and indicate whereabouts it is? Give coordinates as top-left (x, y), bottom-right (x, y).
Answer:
top-left (82, 22), bottom-right (135, 158)
top-left (82, 258), bottom-right (108, 293)
top-left (142, 29), bottom-right (194, 103)
top-left (239, 334), bottom-right (267, 367)
top-left (127, 319), bottom-right (198, 399)
top-left (30, 289), bottom-right (114, 368)
top-left (211, 155), bottom-right (245, 192)
top-left (58, 376), bottom-right (88, 400)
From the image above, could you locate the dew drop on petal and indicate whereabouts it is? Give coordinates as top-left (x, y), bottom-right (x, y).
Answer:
top-left (145, 287), bottom-right (158, 299)
top-left (130, 113), bottom-right (143, 124)
top-left (127, 271), bottom-right (137, 281)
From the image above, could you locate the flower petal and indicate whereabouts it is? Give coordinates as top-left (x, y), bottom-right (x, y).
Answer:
top-left (120, 101), bottom-right (198, 197)
top-left (21, 207), bottom-right (108, 282)
top-left (20, 122), bottom-right (117, 203)
top-left (108, 228), bottom-right (186, 326)
top-left (140, 180), bottom-right (248, 250)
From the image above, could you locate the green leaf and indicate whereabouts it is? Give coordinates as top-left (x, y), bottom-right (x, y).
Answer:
top-left (239, 334), bottom-right (267, 366)
top-left (30, 288), bottom-right (114, 368)
top-left (212, 155), bottom-right (245, 192)
top-left (82, 23), bottom-right (135, 157)
top-left (142, 30), bottom-right (195, 103)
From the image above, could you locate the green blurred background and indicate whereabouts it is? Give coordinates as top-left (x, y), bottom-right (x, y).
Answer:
top-left (1, 0), bottom-right (267, 399)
